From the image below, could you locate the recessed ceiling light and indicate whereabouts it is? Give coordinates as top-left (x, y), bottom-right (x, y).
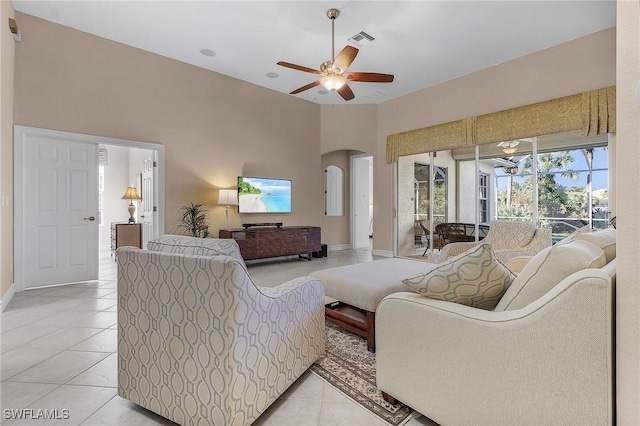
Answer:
top-left (266, 72), bottom-right (279, 78)
top-left (317, 89), bottom-right (329, 95)
top-left (199, 48), bottom-right (216, 57)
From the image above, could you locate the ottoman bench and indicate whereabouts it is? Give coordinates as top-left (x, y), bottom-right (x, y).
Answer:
top-left (309, 258), bottom-right (431, 351)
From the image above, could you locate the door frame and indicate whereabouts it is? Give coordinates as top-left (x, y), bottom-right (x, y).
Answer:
top-left (14, 125), bottom-right (165, 292)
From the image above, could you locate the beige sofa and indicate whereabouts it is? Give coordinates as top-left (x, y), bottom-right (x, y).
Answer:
top-left (377, 229), bottom-right (616, 426)
top-left (117, 235), bottom-right (325, 425)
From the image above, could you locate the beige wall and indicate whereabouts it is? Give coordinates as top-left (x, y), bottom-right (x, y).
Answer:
top-left (374, 27), bottom-right (616, 252)
top-left (319, 105), bottom-right (377, 247)
top-left (0, 1), bottom-right (15, 302)
top-left (13, 13), bottom-right (323, 241)
top-left (616, 1), bottom-right (640, 423)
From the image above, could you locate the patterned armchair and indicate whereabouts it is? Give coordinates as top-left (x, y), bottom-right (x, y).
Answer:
top-left (146, 234), bottom-right (247, 268)
top-left (424, 220), bottom-right (552, 264)
top-left (116, 246), bottom-right (325, 425)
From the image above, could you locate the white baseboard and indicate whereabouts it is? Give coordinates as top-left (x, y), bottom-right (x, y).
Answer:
top-left (372, 249), bottom-right (394, 257)
top-left (327, 244), bottom-right (351, 252)
top-left (1, 283), bottom-right (16, 312)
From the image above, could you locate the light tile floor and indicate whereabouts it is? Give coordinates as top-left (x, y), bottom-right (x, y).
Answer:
top-left (1, 245), bottom-right (437, 426)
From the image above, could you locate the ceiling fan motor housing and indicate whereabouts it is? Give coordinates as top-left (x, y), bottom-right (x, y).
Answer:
top-left (320, 61), bottom-right (343, 76)
top-left (326, 8), bottom-right (340, 20)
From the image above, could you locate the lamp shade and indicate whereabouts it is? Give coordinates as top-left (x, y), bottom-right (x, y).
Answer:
top-left (218, 189), bottom-right (238, 206)
top-left (121, 186), bottom-right (142, 201)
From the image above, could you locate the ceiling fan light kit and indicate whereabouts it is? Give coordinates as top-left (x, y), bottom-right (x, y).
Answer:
top-left (277, 7), bottom-right (394, 101)
top-left (497, 140), bottom-right (520, 155)
top-left (320, 74), bottom-right (347, 91)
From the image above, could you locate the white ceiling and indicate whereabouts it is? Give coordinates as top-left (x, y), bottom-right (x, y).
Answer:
top-left (13, 1), bottom-right (616, 105)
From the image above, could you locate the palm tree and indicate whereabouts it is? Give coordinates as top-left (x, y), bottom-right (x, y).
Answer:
top-left (502, 166), bottom-right (518, 207)
top-left (498, 151), bottom-right (580, 222)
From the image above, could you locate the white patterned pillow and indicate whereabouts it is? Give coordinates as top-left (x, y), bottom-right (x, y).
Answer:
top-left (403, 244), bottom-right (515, 310)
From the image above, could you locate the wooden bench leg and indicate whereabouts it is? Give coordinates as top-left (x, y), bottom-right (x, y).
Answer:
top-left (366, 310), bottom-right (376, 352)
top-left (381, 391), bottom-right (396, 404)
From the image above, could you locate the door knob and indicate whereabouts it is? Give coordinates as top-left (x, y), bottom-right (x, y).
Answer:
top-left (140, 215), bottom-right (145, 218)
top-left (83, 216), bottom-right (96, 221)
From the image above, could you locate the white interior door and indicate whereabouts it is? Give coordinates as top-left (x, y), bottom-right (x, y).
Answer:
top-left (352, 155), bottom-right (371, 249)
top-left (141, 157), bottom-right (154, 247)
top-left (15, 127), bottom-right (99, 289)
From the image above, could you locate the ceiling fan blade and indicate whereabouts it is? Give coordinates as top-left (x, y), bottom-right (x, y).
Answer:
top-left (290, 80), bottom-right (321, 95)
top-left (333, 46), bottom-right (359, 71)
top-left (347, 72), bottom-right (394, 83)
top-left (337, 84), bottom-right (355, 101)
top-left (277, 61), bottom-right (320, 74)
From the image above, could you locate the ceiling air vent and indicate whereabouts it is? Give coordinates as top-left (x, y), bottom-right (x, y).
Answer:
top-left (348, 31), bottom-right (375, 47)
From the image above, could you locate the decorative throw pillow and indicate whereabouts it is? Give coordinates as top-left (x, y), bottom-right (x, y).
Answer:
top-left (402, 244), bottom-right (515, 310)
top-left (494, 239), bottom-right (606, 312)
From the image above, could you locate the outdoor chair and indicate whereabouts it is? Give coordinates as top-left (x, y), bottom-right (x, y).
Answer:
top-left (419, 220), bottom-right (444, 255)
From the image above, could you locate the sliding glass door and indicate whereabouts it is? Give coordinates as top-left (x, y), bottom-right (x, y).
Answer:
top-left (395, 131), bottom-right (611, 255)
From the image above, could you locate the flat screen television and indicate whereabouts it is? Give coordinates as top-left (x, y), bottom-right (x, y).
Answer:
top-left (237, 176), bottom-right (292, 213)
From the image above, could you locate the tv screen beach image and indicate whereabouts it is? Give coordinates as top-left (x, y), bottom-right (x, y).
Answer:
top-left (238, 177), bottom-right (292, 213)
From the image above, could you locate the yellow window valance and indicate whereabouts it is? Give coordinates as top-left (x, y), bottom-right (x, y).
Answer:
top-left (386, 86), bottom-right (615, 163)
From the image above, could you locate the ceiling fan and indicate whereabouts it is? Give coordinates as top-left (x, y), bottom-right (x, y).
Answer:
top-left (497, 140), bottom-right (520, 155)
top-left (277, 8), bottom-right (394, 101)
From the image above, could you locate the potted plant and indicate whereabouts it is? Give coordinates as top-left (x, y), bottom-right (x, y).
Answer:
top-left (177, 202), bottom-right (210, 238)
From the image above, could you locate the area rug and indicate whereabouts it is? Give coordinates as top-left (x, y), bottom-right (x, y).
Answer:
top-left (310, 323), bottom-right (415, 426)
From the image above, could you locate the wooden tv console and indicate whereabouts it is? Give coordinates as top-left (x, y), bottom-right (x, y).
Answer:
top-left (219, 226), bottom-right (321, 261)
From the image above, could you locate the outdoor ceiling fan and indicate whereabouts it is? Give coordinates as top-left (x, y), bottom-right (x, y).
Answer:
top-left (277, 8), bottom-right (394, 101)
top-left (497, 140), bottom-right (520, 155)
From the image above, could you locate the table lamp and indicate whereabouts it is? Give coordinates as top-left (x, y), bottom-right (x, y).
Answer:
top-left (218, 189), bottom-right (238, 228)
top-left (121, 185), bottom-right (142, 223)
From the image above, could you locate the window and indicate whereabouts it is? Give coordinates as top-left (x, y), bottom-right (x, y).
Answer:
top-left (495, 145), bottom-right (609, 240)
top-left (479, 173), bottom-right (489, 223)
top-left (324, 165), bottom-right (344, 216)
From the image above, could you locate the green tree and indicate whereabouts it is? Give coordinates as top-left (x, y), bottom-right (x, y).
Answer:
top-left (498, 151), bottom-right (581, 221)
top-left (238, 177), bottom-right (261, 195)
